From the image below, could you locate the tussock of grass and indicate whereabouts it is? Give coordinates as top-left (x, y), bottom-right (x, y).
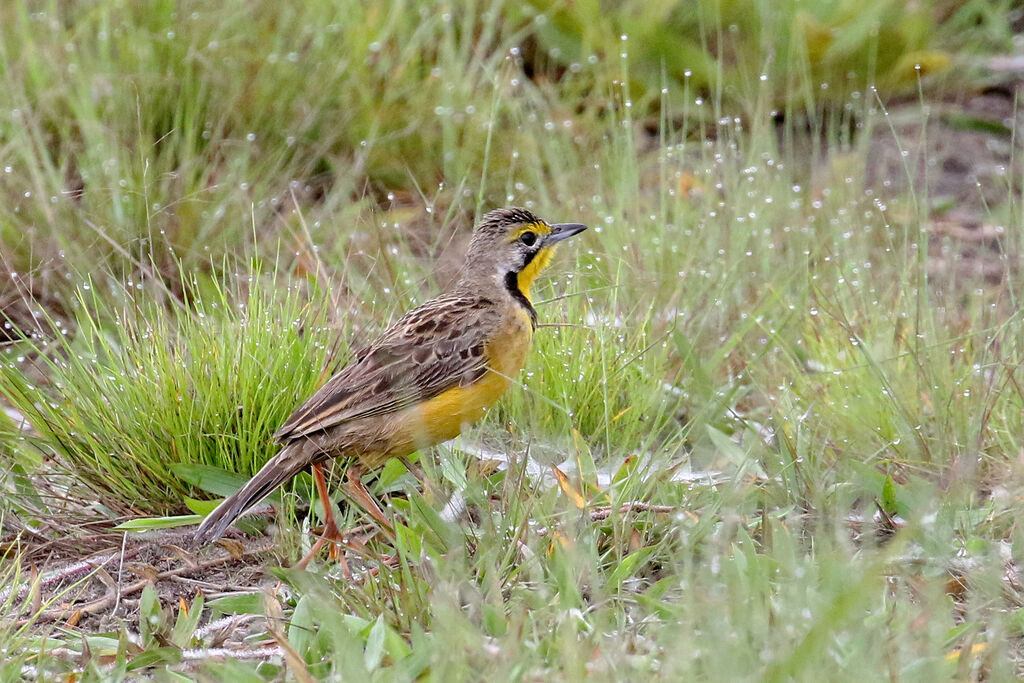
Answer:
top-left (1, 268), bottom-right (337, 515)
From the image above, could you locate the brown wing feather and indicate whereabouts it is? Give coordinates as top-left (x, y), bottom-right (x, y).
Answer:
top-left (274, 294), bottom-right (500, 441)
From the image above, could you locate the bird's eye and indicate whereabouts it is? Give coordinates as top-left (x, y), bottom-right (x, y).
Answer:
top-left (519, 231), bottom-right (537, 246)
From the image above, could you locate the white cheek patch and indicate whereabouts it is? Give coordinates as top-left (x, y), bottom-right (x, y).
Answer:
top-left (495, 253), bottom-right (526, 278)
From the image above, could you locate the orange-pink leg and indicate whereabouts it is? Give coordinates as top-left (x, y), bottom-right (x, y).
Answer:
top-left (342, 465), bottom-right (394, 534)
top-left (295, 463), bottom-right (349, 573)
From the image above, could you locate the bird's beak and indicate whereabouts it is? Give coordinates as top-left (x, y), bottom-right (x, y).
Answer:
top-left (544, 222), bottom-right (588, 245)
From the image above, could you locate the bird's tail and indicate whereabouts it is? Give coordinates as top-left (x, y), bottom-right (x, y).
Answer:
top-left (194, 440), bottom-right (315, 545)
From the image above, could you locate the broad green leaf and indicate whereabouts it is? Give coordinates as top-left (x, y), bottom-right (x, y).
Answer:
top-left (184, 497), bottom-right (221, 515)
top-left (288, 595), bottom-right (316, 660)
top-left (363, 614), bottom-right (386, 671)
top-left (114, 515), bottom-right (201, 531)
top-left (171, 463), bottom-right (282, 502)
top-left (207, 593), bottom-right (265, 617)
top-left (171, 593), bottom-right (204, 648)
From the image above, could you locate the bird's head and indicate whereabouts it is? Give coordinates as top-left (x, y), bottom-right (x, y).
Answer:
top-left (459, 207), bottom-right (587, 301)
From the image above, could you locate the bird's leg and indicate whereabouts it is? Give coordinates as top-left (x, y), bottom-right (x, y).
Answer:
top-left (296, 463), bottom-right (394, 569)
top-left (313, 462), bottom-right (348, 563)
top-left (295, 463), bottom-right (349, 572)
top-left (342, 464), bottom-right (394, 533)
top-left (399, 455), bottom-right (425, 482)
top-left (295, 535), bottom-right (331, 571)
top-left (312, 463), bottom-right (342, 543)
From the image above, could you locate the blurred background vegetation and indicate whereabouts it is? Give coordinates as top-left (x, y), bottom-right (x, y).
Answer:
top-left (0, 0), bottom-right (1014, 305)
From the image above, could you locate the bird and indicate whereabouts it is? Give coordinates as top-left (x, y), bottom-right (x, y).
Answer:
top-left (194, 207), bottom-right (587, 559)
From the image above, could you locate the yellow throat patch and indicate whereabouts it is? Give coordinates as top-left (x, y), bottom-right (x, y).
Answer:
top-left (517, 245), bottom-right (556, 302)
top-left (507, 222), bottom-right (555, 302)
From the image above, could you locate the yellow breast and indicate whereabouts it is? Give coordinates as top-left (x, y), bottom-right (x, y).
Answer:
top-left (409, 307), bottom-right (534, 447)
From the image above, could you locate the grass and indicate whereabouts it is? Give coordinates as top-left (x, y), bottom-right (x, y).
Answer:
top-left (2, 265), bottom-right (342, 515)
top-left (3, 0), bottom-right (1024, 679)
